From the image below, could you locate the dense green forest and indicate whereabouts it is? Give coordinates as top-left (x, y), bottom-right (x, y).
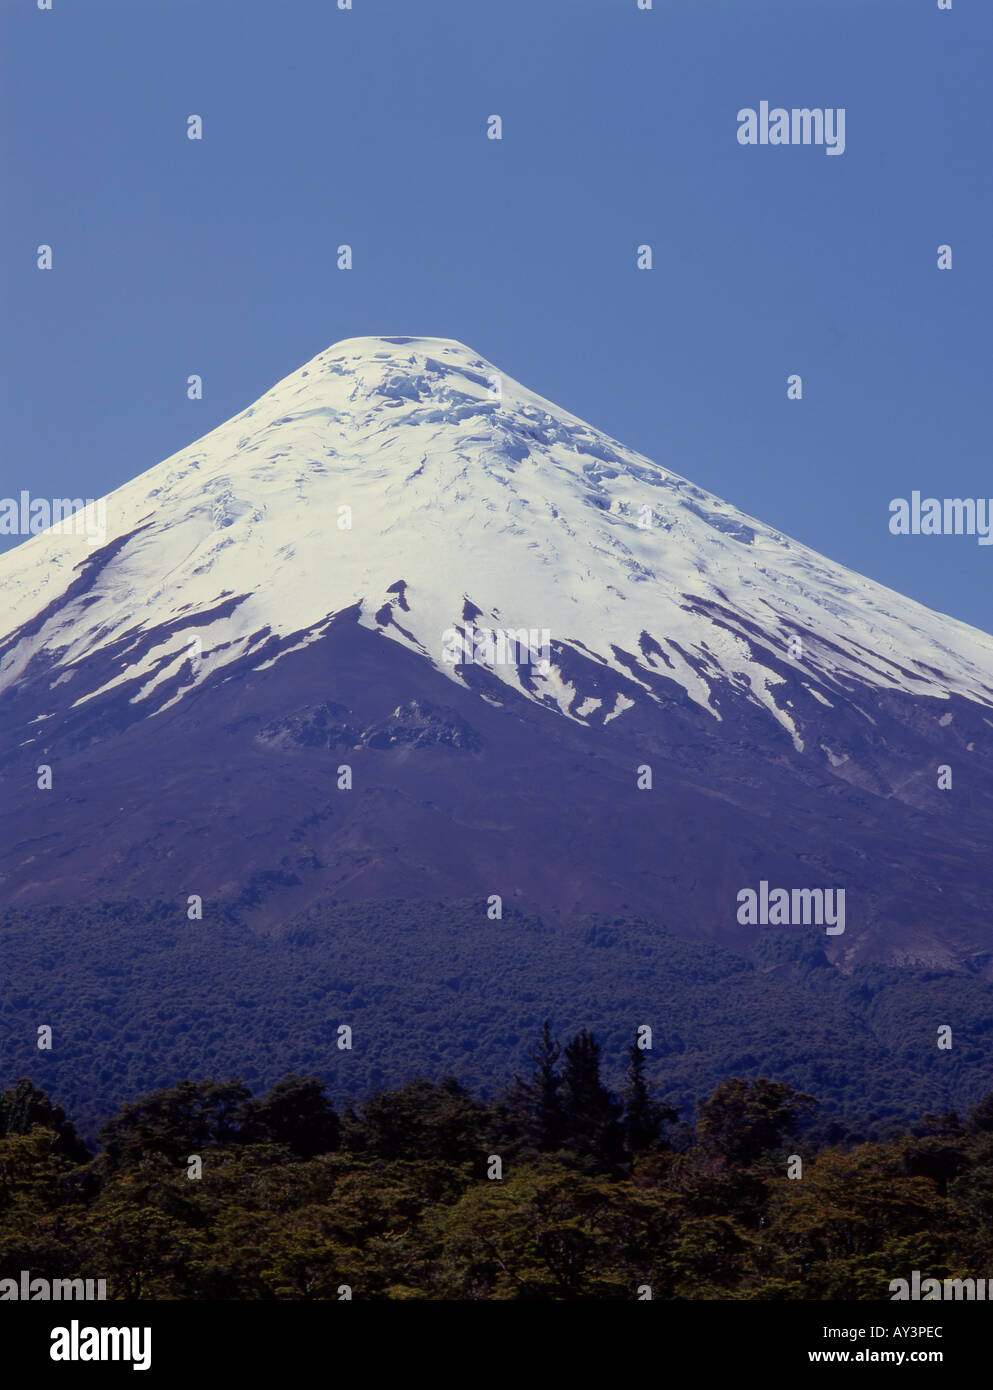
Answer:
top-left (1, 899), bottom-right (992, 1143)
top-left (2, 1026), bottom-right (993, 1300)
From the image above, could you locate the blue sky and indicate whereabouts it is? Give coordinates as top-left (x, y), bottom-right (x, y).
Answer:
top-left (2, 0), bottom-right (991, 629)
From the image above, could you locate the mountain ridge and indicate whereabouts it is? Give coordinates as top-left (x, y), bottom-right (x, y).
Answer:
top-left (3, 335), bottom-right (993, 751)
top-left (0, 336), bottom-right (991, 972)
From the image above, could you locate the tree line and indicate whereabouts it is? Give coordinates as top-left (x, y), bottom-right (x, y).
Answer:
top-left (1, 1024), bottom-right (992, 1299)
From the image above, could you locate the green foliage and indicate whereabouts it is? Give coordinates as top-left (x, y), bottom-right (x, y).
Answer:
top-left (559, 1029), bottom-right (624, 1169)
top-left (504, 1021), bottom-right (565, 1153)
top-left (244, 1075), bottom-right (340, 1158)
top-left (97, 1080), bottom-right (252, 1172)
top-left (697, 1078), bottom-right (817, 1165)
top-left (0, 1077), bottom-right (89, 1162)
top-left (622, 1042), bottom-right (676, 1155)
top-left (2, 1048), bottom-right (993, 1300)
top-left (343, 1077), bottom-right (487, 1168)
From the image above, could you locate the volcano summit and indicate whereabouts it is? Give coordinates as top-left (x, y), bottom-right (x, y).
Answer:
top-left (1, 335), bottom-right (992, 969)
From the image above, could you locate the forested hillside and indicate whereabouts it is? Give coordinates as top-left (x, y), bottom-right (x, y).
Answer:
top-left (1, 899), bottom-right (991, 1143)
top-left (2, 1028), bottom-right (992, 1300)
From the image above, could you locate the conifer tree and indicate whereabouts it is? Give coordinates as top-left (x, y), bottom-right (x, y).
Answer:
top-left (506, 1021), bottom-right (565, 1152)
top-left (621, 1042), bottom-right (676, 1156)
top-left (560, 1028), bottom-right (623, 1167)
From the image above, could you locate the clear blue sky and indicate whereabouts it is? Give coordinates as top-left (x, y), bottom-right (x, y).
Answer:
top-left (2, 0), bottom-right (991, 630)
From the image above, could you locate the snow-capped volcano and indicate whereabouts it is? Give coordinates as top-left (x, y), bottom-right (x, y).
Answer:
top-left (4, 335), bottom-right (993, 751)
top-left (3, 335), bottom-right (993, 970)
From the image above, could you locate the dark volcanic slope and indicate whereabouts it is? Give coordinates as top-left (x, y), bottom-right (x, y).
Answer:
top-left (1, 603), bottom-right (992, 972)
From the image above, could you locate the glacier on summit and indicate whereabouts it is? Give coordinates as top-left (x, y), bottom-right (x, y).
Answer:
top-left (3, 335), bottom-right (993, 747)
